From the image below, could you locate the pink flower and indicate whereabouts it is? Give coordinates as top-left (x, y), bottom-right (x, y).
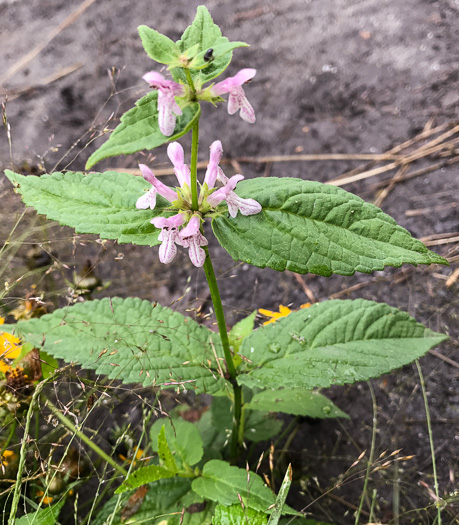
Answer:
top-left (136, 164), bottom-right (177, 210)
top-left (203, 140), bottom-right (223, 189)
top-left (151, 214), bottom-right (184, 264)
top-left (207, 172), bottom-right (262, 218)
top-left (167, 142), bottom-right (191, 187)
top-left (143, 72), bottom-right (186, 136)
top-left (177, 215), bottom-right (208, 267)
top-left (211, 69), bottom-right (256, 124)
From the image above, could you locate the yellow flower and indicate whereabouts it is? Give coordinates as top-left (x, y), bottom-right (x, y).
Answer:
top-left (258, 303), bottom-right (311, 325)
top-left (0, 317), bottom-right (22, 374)
top-left (1, 449), bottom-right (16, 467)
top-left (118, 447), bottom-right (144, 464)
top-left (36, 490), bottom-right (54, 505)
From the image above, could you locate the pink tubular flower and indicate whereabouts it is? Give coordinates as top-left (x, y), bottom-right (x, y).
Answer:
top-left (211, 69), bottom-right (256, 124)
top-left (203, 140), bottom-right (223, 189)
top-left (207, 173), bottom-right (262, 218)
top-left (151, 214), bottom-right (185, 264)
top-left (136, 164), bottom-right (177, 210)
top-left (143, 72), bottom-right (186, 136)
top-left (167, 142), bottom-right (191, 187)
top-left (177, 215), bottom-right (208, 267)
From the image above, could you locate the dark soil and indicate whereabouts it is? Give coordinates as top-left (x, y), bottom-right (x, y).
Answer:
top-left (0, 0), bottom-right (458, 523)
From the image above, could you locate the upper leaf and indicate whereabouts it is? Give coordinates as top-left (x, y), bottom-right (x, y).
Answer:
top-left (190, 38), bottom-right (249, 70)
top-left (238, 299), bottom-right (448, 390)
top-left (174, 7), bottom-right (236, 85)
top-left (212, 178), bottom-right (448, 276)
top-left (3, 297), bottom-right (227, 394)
top-left (138, 25), bottom-right (181, 65)
top-left (5, 170), bottom-right (170, 246)
top-left (85, 93), bottom-right (200, 169)
top-left (245, 388), bottom-right (349, 419)
top-left (157, 425), bottom-right (178, 473)
top-left (192, 460), bottom-right (296, 515)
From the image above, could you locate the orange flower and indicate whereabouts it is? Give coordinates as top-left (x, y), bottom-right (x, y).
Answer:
top-left (0, 317), bottom-right (22, 374)
top-left (258, 303), bottom-right (311, 325)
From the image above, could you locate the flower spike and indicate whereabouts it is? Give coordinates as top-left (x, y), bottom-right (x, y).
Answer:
top-left (143, 71), bottom-right (185, 136)
top-left (211, 69), bottom-right (256, 123)
top-left (136, 164), bottom-right (177, 210)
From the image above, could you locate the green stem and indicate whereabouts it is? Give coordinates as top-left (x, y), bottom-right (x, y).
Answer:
top-left (416, 360), bottom-right (442, 524)
top-left (190, 119), bottom-right (199, 210)
top-left (203, 246), bottom-right (242, 459)
top-left (46, 400), bottom-right (128, 479)
top-left (355, 381), bottom-right (377, 525)
top-left (9, 377), bottom-right (49, 524)
top-left (184, 68), bottom-right (199, 211)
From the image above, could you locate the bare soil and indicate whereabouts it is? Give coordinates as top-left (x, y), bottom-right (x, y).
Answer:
top-left (0, 0), bottom-right (458, 523)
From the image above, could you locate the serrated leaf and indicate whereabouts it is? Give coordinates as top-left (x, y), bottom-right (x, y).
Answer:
top-left (212, 178), bottom-right (448, 276)
top-left (174, 7), bottom-right (234, 85)
top-left (150, 418), bottom-right (204, 467)
top-left (85, 92), bottom-right (200, 169)
top-left (3, 297), bottom-right (226, 394)
top-left (245, 388), bottom-right (349, 419)
top-left (138, 25), bottom-right (181, 64)
top-left (213, 504), bottom-right (268, 525)
top-left (192, 460), bottom-right (294, 514)
top-left (238, 299), bottom-right (448, 390)
top-left (158, 425), bottom-right (178, 473)
top-left (116, 464), bottom-right (176, 494)
top-left (16, 499), bottom-right (65, 525)
top-left (5, 170), bottom-right (170, 246)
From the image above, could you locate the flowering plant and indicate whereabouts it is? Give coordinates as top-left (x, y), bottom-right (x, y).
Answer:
top-left (2, 6), bottom-right (449, 523)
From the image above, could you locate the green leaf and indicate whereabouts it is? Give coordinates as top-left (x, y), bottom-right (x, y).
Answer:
top-left (238, 299), bottom-right (448, 390)
top-left (267, 465), bottom-right (292, 525)
top-left (85, 92), bottom-right (200, 169)
top-left (228, 312), bottom-right (256, 354)
top-left (116, 464), bottom-right (176, 494)
top-left (16, 499), bottom-right (65, 525)
top-left (213, 504), bottom-right (268, 525)
top-left (94, 477), bottom-right (194, 524)
top-left (138, 25), bottom-right (181, 65)
top-left (191, 38), bottom-right (249, 70)
top-left (245, 388), bottom-right (349, 419)
top-left (174, 7), bottom-right (234, 85)
top-left (158, 425), bottom-right (178, 473)
top-left (3, 297), bottom-right (226, 394)
top-left (150, 418), bottom-right (204, 467)
top-left (40, 350), bottom-right (59, 379)
top-left (5, 170), bottom-right (170, 247)
top-left (212, 178), bottom-right (448, 276)
top-left (211, 396), bottom-right (283, 443)
top-left (192, 460), bottom-right (292, 514)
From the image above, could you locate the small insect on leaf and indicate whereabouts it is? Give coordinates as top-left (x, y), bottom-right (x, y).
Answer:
top-left (203, 48), bottom-right (214, 62)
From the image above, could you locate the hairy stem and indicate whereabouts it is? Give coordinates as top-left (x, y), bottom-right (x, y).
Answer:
top-left (190, 119), bottom-right (199, 210)
top-left (203, 246), bottom-right (242, 459)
